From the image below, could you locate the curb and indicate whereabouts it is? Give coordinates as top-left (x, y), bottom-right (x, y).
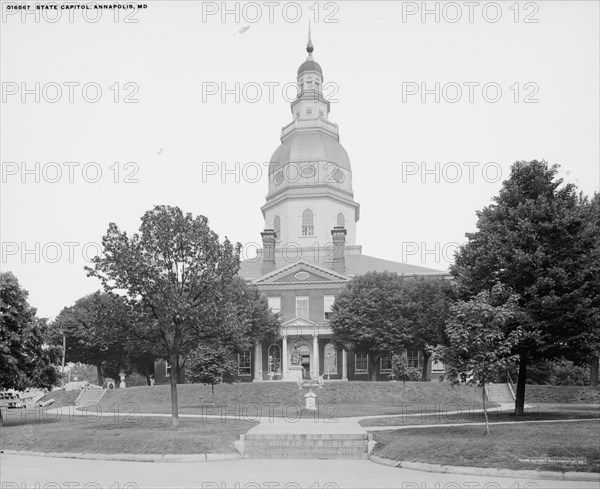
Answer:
top-left (1, 450), bottom-right (242, 463)
top-left (369, 455), bottom-right (600, 482)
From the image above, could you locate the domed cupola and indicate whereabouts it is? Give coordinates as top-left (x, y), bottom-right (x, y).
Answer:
top-left (297, 38), bottom-right (323, 76)
top-left (261, 31), bottom-right (360, 249)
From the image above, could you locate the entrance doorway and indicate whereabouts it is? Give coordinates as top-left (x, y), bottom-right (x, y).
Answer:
top-left (298, 345), bottom-right (310, 379)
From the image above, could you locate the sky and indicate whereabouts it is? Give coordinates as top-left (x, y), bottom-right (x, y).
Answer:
top-left (1, 0), bottom-right (599, 319)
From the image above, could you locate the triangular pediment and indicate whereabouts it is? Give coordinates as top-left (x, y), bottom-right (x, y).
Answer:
top-left (252, 260), bottom-right (349, 285)
top-left (282, 317), bottom-right (319, 328)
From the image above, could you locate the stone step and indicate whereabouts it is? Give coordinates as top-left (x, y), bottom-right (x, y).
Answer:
top-left (244, 440), bottom-right (367, 447)
top-left (75, 389), bottom-right (106, 406)
top-left (246, 452), bottom-right (369, 460)
top-left (485, 383), bottom-right (514, 403)
top-left (245, 433), bottom-right (366, 440)
top-left (241, 432), bottom-right (369, 459)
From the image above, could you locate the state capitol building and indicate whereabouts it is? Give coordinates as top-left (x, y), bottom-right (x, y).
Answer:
top-left (155, 35), bottom-right (448, 385)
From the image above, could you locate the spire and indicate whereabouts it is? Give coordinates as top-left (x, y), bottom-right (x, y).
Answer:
top-left (306, 21), bottom-right (314, 55)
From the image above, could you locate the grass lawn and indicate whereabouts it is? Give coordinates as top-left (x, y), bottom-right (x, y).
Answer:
top-left (525, 385), bottom-right (600, 404)
top-left (0, 408), bottom-right (255, 454)
top-left (372, 420), bottom-right (600, 472)
top-left (38, 389), bottom-right (79, 406)
top-left (360, 404), bottom-right (600, 427)
top-left (91, 382), bottom-right (487, 418)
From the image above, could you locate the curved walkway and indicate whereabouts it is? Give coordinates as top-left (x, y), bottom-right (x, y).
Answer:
top-left (1, 453), bottom-right (598, 489)
top-left (3, 403), bottom-right (598, 488)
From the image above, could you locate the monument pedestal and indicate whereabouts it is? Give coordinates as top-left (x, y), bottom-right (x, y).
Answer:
top-left (288, 365), bottom-right (304, 382)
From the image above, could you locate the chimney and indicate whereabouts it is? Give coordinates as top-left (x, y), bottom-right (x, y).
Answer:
top-left (261, 229), bottom-right (277, 275)
top-left (331, 226), bottom-right (347, 274)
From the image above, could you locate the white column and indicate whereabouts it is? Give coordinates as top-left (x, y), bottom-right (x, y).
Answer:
top-left (253, 341), bottom-right (262, 381)
top-left (312, 333), bottom-right (319, 379)
top-left (281, 334), bottom-right (288, 380)
top-left (342, 349), bottom-right (348, 381)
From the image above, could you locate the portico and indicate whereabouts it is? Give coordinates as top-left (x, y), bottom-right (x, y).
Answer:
top-left (252, 316), bottom-right (348, 381)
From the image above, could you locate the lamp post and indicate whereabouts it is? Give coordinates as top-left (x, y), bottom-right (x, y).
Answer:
top-left (327, 352), bottom-right (331, 381)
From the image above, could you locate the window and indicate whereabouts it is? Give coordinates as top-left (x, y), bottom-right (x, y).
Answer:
top-left (273, 215), bottom-right (281, 239)
top-left (296, 296), bottom-right (309, 319)
top-left (319, 110), bottom-right (324, 118)
top-left (324, 295), bottom-right (335, 320)
top-left (268, 344), bottom-right (281, 374)
top-left (324, 343), bottom-right (337, 375)
top-left (336, 212), bottom-right (345, 227)
top-left (165, 361), bottom-right (171, 377)
top-left (380, 354), bottom-right (392, 374)
top-left (407, 349), bottom-right (420, 368)
top-left (295, 111), bottom-right (300, 119)
top-left (431, 359), bottom-right (445, 373)
top-left (355, 353), bottom-right (369, 374)
top-left (238, 351), bottom-right (252, 376)
top-left (301, 209), bottom-right (314, 236)
top-left (306, 108), bottom-right (313, 115)
top-left (268, 296), bottom-right (281, 314)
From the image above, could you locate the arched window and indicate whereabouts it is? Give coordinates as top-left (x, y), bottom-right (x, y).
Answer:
top-left (324, 343), bottom-right (337, 376)
top-left (302, 209), bottom-right (314, 236)
top-left (273, 215), bottom-right (281, 239)
top-left (268, 344), bottom-right (281, 374)
top-left (336, 212), bottom-right (345, 227)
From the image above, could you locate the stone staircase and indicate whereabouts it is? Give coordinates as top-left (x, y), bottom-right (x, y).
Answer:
top-left (243, 433), bottom-right (369, 460)
top-left (485, 383), bottom-right (515, 404)
top-left (75, 388), bottom-right (106, 406)
top-left (241, 432), bottom-right (370, 459)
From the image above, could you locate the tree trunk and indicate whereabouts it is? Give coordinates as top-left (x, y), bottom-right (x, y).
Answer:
top-left (421, 351), bottom-right (430, 382)
top-left (482, 382), bottom-right (489, 436)
top-left (144, 362), bottom-right (151, 386)
top-left (590, 355), bottom-right (599, 387)
top-left (61, 335), bottom-right (66, 387)
top-left (370, 354), bottom-right (379, 381)
top-left (515, 351), bottom-right (528, 416)
top-left (169, 353), bottom-right (180, 429)
top-left (96, 363), bottom-right (103, 387)
top-left (177, 363), bottom-right (183, 384)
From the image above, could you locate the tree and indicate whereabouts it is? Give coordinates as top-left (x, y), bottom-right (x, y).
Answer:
top-left (223, 277), bottom-right (280, 351)
top-left (331, 271), bottom-right (412, 380)
top-left (403, 277), bottom-right (456, 381)
top-left (391, 352), bottom-right (421, 390)
top-left (86, 205), bottom-right (243, 428)
top-left (51, 292), bottom-right (135, 386)
top-left (435, 286), bottom-right (524, 435)
top-left (186, 344), bottom-right (237, 395)
top-left (0, 272), bottom-right (61, 405)
top-left (451, 161), bottom-right (600, 414)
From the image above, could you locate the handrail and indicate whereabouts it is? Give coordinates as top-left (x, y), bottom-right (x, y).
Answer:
top-left (506, 370), bottom-right (516, 400)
